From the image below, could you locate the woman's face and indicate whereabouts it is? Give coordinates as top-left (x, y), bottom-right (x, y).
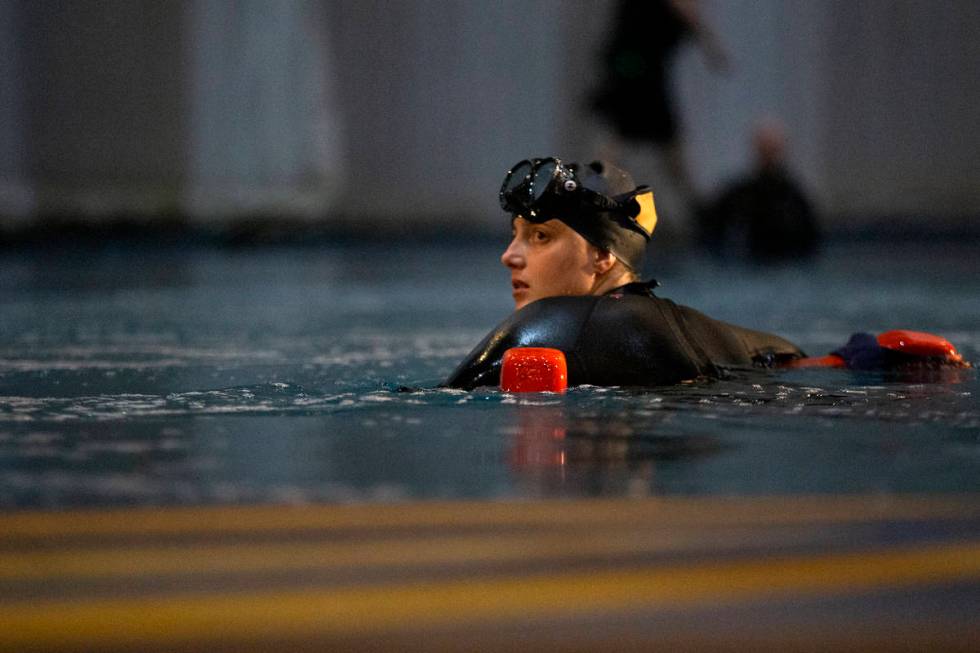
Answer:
top-left (500, 217), bottom-right (598, 310)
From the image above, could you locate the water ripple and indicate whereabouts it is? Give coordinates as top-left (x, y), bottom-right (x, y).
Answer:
top-left (0, 370), bottom-right (976, 428)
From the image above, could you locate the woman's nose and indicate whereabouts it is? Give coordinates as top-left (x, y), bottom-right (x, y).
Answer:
top-left (500, 238), bottom-right (524, 269)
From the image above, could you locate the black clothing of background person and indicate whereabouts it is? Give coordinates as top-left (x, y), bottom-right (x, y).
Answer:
top-left (591, 0), bottom-right (692, 144)
top-left (701, 165), bottom-right (820, 262)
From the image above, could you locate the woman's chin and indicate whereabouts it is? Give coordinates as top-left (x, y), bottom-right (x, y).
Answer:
top-left (512, 289), bottom-right (531, 310)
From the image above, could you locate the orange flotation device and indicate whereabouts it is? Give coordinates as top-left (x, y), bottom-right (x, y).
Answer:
top-left (877, 330), bottom-right (965, 363)
top-left (500, 347), bottom-right (568, 393)
top-left (784, 330), bottom-right (968, 369)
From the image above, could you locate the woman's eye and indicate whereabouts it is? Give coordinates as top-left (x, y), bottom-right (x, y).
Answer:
top-left (532, 230), bottom-right (549, 242)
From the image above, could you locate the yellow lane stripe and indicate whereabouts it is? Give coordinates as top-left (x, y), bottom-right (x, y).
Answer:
top-left (1, 542), bottom-right (978, 651)
top-left (2, 495), bottom-right (978, 538)
top-left (0, 528), bottom-right (796, 582)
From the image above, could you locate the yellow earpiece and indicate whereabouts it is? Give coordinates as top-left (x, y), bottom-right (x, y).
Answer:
top-left (634, 190), bottom-right (658, 236)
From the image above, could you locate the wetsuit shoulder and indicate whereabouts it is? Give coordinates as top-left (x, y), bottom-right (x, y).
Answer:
top-left (571, 293), bottom-right (715, 386)
top-left (443, 293), bottom-right (806, 390)
top-left (443, 296), bottom-right (600, 390)
top-left (444, 294), bottom-right (715, 389)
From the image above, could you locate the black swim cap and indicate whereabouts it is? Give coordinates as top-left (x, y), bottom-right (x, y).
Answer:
top-left (568, 160), bottom-right (657, 271)
top-left (500, 158), bottom-right (658, 271)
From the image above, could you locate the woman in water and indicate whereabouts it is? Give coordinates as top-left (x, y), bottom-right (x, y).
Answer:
top-left (445, 157), bottom-right (805, 390)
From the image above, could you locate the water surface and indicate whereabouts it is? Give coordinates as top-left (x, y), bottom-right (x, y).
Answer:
top-left (0, 239), bottom-right (977, 507)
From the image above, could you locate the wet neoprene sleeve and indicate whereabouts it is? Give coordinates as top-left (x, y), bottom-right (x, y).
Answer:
top-left (444, 292), bottom-right (804, 390)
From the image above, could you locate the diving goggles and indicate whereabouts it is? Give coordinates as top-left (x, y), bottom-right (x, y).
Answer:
top-left (498, 157), bottom-right (640, 222)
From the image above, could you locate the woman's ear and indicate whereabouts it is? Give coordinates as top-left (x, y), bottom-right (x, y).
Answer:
top-left (592, 248), bottom-right (617, 275)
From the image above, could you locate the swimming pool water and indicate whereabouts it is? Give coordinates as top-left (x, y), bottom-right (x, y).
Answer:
top-left (0, 239), bottom-right (977, 507)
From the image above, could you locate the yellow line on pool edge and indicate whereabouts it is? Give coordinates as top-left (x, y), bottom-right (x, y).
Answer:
top-left (2, 495), bottom-right (978, 538)
top-left (1, 541), bottom-right (978, 651)
top-left (0, 528), bottom-right (746, 581)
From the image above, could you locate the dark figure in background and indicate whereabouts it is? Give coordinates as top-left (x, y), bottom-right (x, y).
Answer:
top-left (700, 120), bottom-right (821, 262)
top-left (591, 0), bottom-right (728, 209)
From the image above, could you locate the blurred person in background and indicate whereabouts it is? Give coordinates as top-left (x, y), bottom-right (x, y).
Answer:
top-left (699, 118), bottom-right (821, 262)
top-left (590, 0), bottom-right (730, 227)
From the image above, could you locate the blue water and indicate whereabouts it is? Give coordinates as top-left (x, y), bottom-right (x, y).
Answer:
top-left (0, 239), bottom-right (977, 507)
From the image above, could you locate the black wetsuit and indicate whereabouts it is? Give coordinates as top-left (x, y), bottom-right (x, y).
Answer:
top-left (445, 281), bottom-right (804, 390)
